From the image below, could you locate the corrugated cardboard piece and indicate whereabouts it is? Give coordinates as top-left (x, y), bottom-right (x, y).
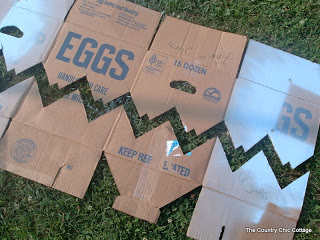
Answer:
top-left (0, 0), bottom-right (74, 137)
top-left (104, 16), bottom-right (247, 223)
top-left (187, 40), bottom-right (320, 239)
top-left (0, 0), bottom-right (161, 198)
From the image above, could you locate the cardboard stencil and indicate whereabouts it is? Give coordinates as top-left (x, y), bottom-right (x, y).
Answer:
top-left (0, 0), bottom-right (161, 198)
top-left (104, 16), bottom-right (247, 223)
top-left (187, 40), bottom-right (320, 240)
top-left (0, 0), bottom-right (75, 137)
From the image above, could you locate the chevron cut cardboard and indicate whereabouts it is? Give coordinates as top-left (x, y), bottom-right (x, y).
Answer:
top-left (0, 0), bottom-right (75, 138)
top-left (0, 0), bottom-right (161, 198)
top-left (104, 16), bottom-right (247, 223)
top-left (187, 40), bottom-right (320, 240)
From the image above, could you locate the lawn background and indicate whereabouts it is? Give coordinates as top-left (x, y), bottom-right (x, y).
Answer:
top-left (0, 0), bottom-right (319, 239)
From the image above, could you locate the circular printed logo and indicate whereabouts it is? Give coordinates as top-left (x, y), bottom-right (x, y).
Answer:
top-left (11, 139), bottom-right (37, 164)
top-left (203, 87), bottom-right (221, 103)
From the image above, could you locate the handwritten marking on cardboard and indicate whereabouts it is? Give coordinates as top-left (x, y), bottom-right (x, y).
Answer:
top-left (168, 42), bottom-right (232, 65)
top-left (11, 139), bottom-right (37, 164)
top-left (199, 52), bottom-right (232, 65)
top-left (237, 173), bottom-right (269, 200)
top-left (169, 42), bottom-right (192, 56)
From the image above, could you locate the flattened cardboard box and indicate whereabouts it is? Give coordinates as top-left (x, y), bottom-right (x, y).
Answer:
top-left (104, 16), bottom-right (247, 223)
top-left (0, 0), bottom-right (161, 198)
top-left (0, 0), bottom-right (75, 137)
top-left (187, 40), bottom-right (320, 240)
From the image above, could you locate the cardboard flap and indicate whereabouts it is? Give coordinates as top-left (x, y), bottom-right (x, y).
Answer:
top-left (0, 0), bottom-right (74, 73)
top-left (13, 82), bottom-right (117, 150)
top-left (132, 51), bottom-right (238, 133)
top-left (44, 21), bottom-right (147, 103)
top-left (113, 196), bottom-right (161, 223)
top-left (188, 40), bottom-right (316, 240)
top-left (151, 16), bottom-right (247, 75)
top-left (188, 188), bottom-right (297, 240)
top-left (1, 0), bottom-right (74, 19)
top-left (105, 153), bottom-right (200, 208)
top-left (0, 121), bottom-right (101, 198)
top-left (204, 139), bottom-right (309, 220)
top-left (0, 77), bottom-right (34, 119)
top-left (225, 42), bottom-right (320, 168)
top-left (0, 116), bottom-right (9, 138)
top-left (187, 139), bottom-right (310, 240)
top-left (104, 107), bottom-right (216, 185)
top-left (66, 0), bottom-right (161, 48)
top-left (239, 40), bottom-right (320, 106)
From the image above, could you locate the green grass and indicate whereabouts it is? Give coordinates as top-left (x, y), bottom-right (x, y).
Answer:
top-left (0, 0), bottom-right (320, 239)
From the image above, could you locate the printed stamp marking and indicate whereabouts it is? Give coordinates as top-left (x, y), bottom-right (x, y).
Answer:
top-left (11, 139), bottom-right (37, 164)
top-left (144, 53), bottom-right (167, 77)
top-left (203, 87), bottom-right (221, 103)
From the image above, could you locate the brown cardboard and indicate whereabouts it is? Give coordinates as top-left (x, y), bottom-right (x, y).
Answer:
top-left (104, 16), bottom-right (247, 223)
top-left (0, 0), bottom-right (161, 198)
top-left (0, 0), bottom-right (74, 137)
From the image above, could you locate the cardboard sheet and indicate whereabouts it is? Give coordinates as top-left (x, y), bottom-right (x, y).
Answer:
top-left (104, 16), bottom-right (247, 223)
top-left (187, 40), bottom-right (320, 239)
top-left (0, 116), bottom-right (9, 139)
top-left (0, 0), bottom-right (161, 198)
top-left (0, 0), bottom-right (74, 137)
